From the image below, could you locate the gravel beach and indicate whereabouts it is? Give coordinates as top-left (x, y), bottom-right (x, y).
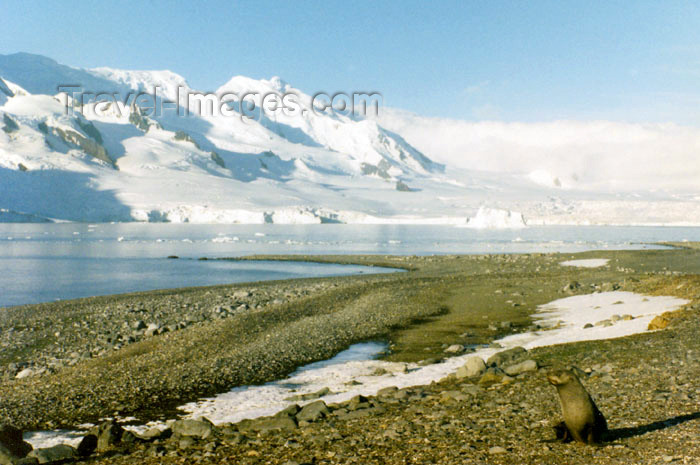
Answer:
top-left (2, 247), bottom-right (700, 464)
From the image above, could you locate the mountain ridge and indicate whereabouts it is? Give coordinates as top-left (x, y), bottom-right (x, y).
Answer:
top-left (1, 52), bottom-right (699, 225)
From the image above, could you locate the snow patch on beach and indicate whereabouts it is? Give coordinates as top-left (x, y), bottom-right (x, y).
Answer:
top-left (24, 291), bottom-right (688, 448)
top-left (499, 292), bottom-right (687, 349)
top-left (169, 292), bottom-right (687, 424)
top-left (23, 429), bottom-right (85, 449)
top-left (560, 258), bottom-right (610, 268)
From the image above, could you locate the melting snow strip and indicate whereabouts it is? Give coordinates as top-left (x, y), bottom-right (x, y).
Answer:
top-left (560, 258), bottom-right (610, 268)
top-left (25, 291), bottom-right (688, 448)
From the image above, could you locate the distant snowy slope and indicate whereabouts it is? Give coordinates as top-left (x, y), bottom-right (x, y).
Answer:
top-left (0, 53), bottom-right (454, 223)
top-left (0, 53), bottom-right (189, 102)
top-left (90, 67), bottom-right (191, 103)
top-left (0, 53), bottom-right (122, 97)
top-left (1, 52), bottom-right (699, 225)
top-left (215, 76), bottom-right (442, 176)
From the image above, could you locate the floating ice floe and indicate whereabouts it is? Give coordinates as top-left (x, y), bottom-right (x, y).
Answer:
top-left (211, 235), bottom-right (239, 243)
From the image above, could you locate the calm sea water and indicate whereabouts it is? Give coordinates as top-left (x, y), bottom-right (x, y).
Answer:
top-left (0, 223), bottom-right (697, 308)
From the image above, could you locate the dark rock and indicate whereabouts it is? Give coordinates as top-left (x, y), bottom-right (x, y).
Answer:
top-left (178, 437), bottom-right (196, 449)
top-left (222, 432), bottom-right (244, 445)
top-left (461, 384), bottom-right (483, 396)
top-left (27, 444), bottom-right (77, 464)
top-left (145, 444), bottom-right (166, 457)
top-left (444, 344), bottom-right (465, 354)
top-left (139, 427), bottom-right (171, 441)
top-left (296, 400), bottom-right (330, 422)
top-left (376, 386), bottom-right (398, 397)
top-left (238, 416), bottom-right (297, 432)
top-left (203, 441), bottom-right (217, 453)
top-left (2, 114), bottom-right (19, 134)
top-left (144, 323), bottom-right (161, 337)
top-left (503, 359), bottom-right (538, 376)
top-left (76, 434), bottom-right (97, 457)
top-left (0, 423), bottom-right (33, 458)
top-left (274, 404), bottom-right (301, 418)
top-left (171, 418), bottom-right (214, 439)
top-left (15, 458), bottom-right (39, 465)
top-left (120, 430), bottom-right (138, 444)
top-left (338, 407), bottom-right (384, 420)
top-left (95, 420), bottom-right (124, 452)
top-left (210, 151), bottom-right (226, 168)
top-left (440, 390), bottom-right (471, 402)
top-left (1, 445), bottom-right (22, 465)
top-left (396, 180), bottom-right (413, 192)
top-left (456, 356), bottom-right (487, 379)
top-left (347, 395), bottom-right (369, 411)
top-left (478, 371), bottom-right (504, 385)
top-left (486, 347), bottom-right (528, 368)
top-left (284, 387), bottom-right (330, 402)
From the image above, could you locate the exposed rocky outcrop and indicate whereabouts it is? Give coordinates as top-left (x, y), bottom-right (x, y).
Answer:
top-left (210, 151), bottom-right (225, 168)
top-left (2, 113), bottom-right (19, 134)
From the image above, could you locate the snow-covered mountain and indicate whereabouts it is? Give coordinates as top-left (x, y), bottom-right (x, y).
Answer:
top-left (1, 52), bottom-right (699, 225)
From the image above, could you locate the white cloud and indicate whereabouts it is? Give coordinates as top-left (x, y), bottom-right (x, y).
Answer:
top-left (462, 80), bottom-right (490, 95)
top-left (375, 108), bottom-right (700, 194)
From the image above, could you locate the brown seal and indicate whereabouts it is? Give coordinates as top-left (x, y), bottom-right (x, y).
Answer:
top-left (547, 369), bottom-right (608, 444)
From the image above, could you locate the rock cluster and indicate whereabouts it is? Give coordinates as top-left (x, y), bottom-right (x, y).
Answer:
top-left (7, 347), bottom-right (546, 464)
top-left (0, 423), bottom-right (33, 464)
top-left (0, 281), bottom-right (334, 381)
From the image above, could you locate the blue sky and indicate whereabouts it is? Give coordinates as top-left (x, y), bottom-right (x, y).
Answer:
top-left (1, 0), bottom-right (699, 123)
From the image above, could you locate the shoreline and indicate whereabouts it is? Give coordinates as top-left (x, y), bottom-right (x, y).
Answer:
top-left (0, 258), bottom-right (405, 310)
top-left (3, 247), bottom-right (700, 463)
top-left (24, 288), bottom-right (688, 451)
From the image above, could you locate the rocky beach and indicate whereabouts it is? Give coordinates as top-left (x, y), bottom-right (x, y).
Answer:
top-left (2, 246), bottom-right (700, 464)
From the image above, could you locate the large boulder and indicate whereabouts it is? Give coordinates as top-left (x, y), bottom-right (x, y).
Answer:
top-left (648, 311), bottom-right (681, 330)
top-left (0, 424), bottom-right (32, 464)
top-left (478, 371), bottom-right (504, 385)
top-left (237, 416), bottom-right (297, 432)
top-left (139, 427), bottom-right (171, 442)
top-left (27, 445), bottom-right (77, 464)
top-left (284, 387), bottom-right (330, 402)
top-left (455, 356), bottom-right (487, 379)
top-left (171, 418), bottom-right (214, 439)
top-left (296, 400), bottom-right (329, 422)
top-left (274, 404), bottom-right (301, 418)
top-left (95, 420), bottom-right (124, 452)
top-left (503, 359), bottom-right (538, 376)
top-left (76, 434), bottom-right (97, 457)
top-left (444, 344), bottom-right (465, 354)
top-left (486, 347), bottom-right (528, 368)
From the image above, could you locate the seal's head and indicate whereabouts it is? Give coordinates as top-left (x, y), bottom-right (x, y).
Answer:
top-left (547, 369), bottom-right (576, 387)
